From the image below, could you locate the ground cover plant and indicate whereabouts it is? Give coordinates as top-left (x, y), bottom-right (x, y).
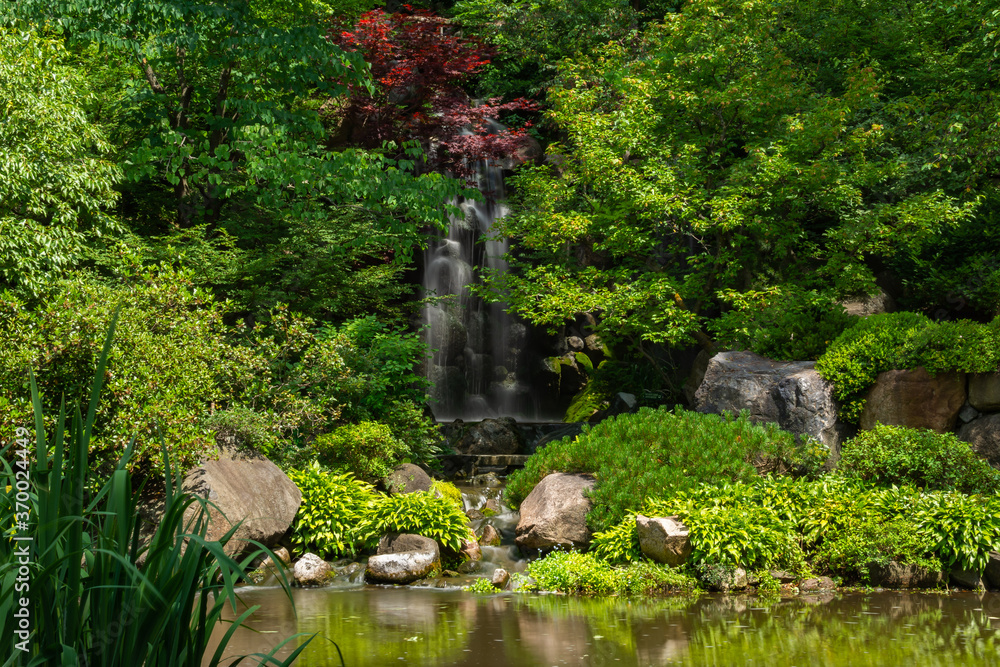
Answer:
top-left (592, 476), bottom-right (1000, 585)
top-left (289, 464), bottom-right (471, 557)
top-left (838, 424), bottom-right (1000, 494)
top-left (525, 551), bottom-right (698, 596)
top-left (504, 406), bottom-right (823, 531)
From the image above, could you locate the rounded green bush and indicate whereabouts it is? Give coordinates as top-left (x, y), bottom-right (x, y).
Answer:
top-left (314, 421), bottom-right (409, 481)
top-left (816, 313), bottom-right (1000, 423)
top-left (361, 491), bottom-right (472, 552)
top-left (504, 406), bottom-right (814, 531)
top-left (838, 424), bottom-right (1000, 494)
top-left (288, 463), bottom-right (377, 557)
top-left (431, 479), bottom-right (465, 513)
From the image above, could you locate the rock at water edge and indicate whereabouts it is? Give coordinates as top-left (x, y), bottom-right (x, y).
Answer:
top-left (366, 533), bottom-right (441, 584)
top-left (293, 553), bottom-right (331, 586)
top-left (636, 515), bottom-right (692, 567)
top-left (515, 473), bottom-right (595, 552)
top-left (949, 568), bottom-right (984, 590)
top-left (492, 568), bottom-right (511, 590)
top-left (984, 552), bottom-right (1000, 590)
top-left (182, 449), bottom-right (301, 558)
top-left (798, 577), bottom-right (836, 592)
top-left (366, 551), bottom-right (440, 585)
top-left (867, 562), bottom-right (944, 589)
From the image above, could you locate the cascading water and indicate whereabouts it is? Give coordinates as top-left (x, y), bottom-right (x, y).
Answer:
top-left (422, 124), bottom-right (557, 422)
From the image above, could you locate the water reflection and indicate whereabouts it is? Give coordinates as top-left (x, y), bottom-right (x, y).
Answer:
top-left (209, 588), bottom-right (1000, 666)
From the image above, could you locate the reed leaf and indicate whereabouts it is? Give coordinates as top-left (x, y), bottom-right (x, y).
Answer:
top-left (0, 313), bottom-right (319, 665)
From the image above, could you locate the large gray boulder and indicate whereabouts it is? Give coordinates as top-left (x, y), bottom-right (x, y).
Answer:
top-left (860, 367), bottom-right (966, 433)
top-left (957, 413), bottom-right (1000, 469)
top-left (182, 448), bottom-right (301, 558)
top-left (384, 463), bottom-right (432, 495)
top-left (969, 373), bottom-right (1000, 412)
top-left (636, 515), bottom-right (692, 566)
top-left (515, 473), bottom-right (595, 552)
top-left (366, 533), bottom-right (441, 585)
top-left (694, 351), bottom-right (848, 451)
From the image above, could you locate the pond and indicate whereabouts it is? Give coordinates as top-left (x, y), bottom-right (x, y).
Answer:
top-left (208, 586), bottom-right (1000, 666)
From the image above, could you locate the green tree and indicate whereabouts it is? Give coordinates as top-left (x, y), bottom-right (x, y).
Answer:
top-left (10, 0), bottom-right (374, 227)
top-left (485, 0), bottom-right (993, 369)
top-left (0, 28), bottom-right (121, 294)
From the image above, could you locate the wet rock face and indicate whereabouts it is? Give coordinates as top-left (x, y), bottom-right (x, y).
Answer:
top-left (450, 417), bottom-right (525, 456)
top-left (366, 533), bottom-right (441, 585)
top-left (636, 515), bottom-right (692, 567)
top-left (181, 448), bottom-right (301, 559)
top-left (859, 367), bottom-right (966, 433)
top-left (459, 529), bottom-right (483, 562)
top-left (957, 413), bottom-right (1000, 468)
top-left (866, 562), bottom-right (944, 589)
top-left (694, 350), bottom-right (849, 454)
top-left (515, 473), bottom-right (595, 552)
top-left (293, 553), bottom-right (331, 587)
top-left (478, 524), bottom-right (502, 547)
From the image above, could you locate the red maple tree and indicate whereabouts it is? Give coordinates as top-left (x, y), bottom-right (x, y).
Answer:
top-left (330, 7), bottom-right (538, 178)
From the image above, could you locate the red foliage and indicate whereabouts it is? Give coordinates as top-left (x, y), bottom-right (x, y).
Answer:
top-left (332, 8), bottom-right (538, 178)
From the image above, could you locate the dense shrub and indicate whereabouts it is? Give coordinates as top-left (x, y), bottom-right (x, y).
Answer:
top-left (710, 287), bottom-right (855, 361)
top-left (314, 421), bottom-right (409, 482)
top-left (0, 268), bottom-right (440, 479)
top-left (504, 406), bottom-right (817, 531)
top-left (526, 551), bottom-right (697, 595)
top-left (361, 491), bottom-right (472, 552)
top-left (650, 502), bottom-right (807, 573)
top-left (288, 463), bottom-right (377, 557)
top-left (431, 479), bottom-right (465, 512)
top-left (839, 424), bottom-right (1000, 494)
top-left (817, 313), bottom-right (1000, 422)
top-left (812, 515), bottom-right (941, 583)
top-left (591, 514), bottom-right (643, 564)
top-left (599, 477), bottom-right (1000, 576)
top-left (911, 491), bottom-right (1000, 572)
top-left (0, 269), bottom-right (276, 477)
top-left (289, 466), bottom-right (472, 557)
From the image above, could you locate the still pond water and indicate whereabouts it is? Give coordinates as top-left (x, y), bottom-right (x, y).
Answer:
top-left (210, 586), bottom-right (1000, 666)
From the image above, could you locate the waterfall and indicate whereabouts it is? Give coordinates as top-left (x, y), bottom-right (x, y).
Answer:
top-left (422, 126), bottom-right (552, 422)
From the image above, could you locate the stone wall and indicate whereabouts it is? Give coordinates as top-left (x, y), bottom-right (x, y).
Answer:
top-left (692, 352), bottom-right (1000, 469)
